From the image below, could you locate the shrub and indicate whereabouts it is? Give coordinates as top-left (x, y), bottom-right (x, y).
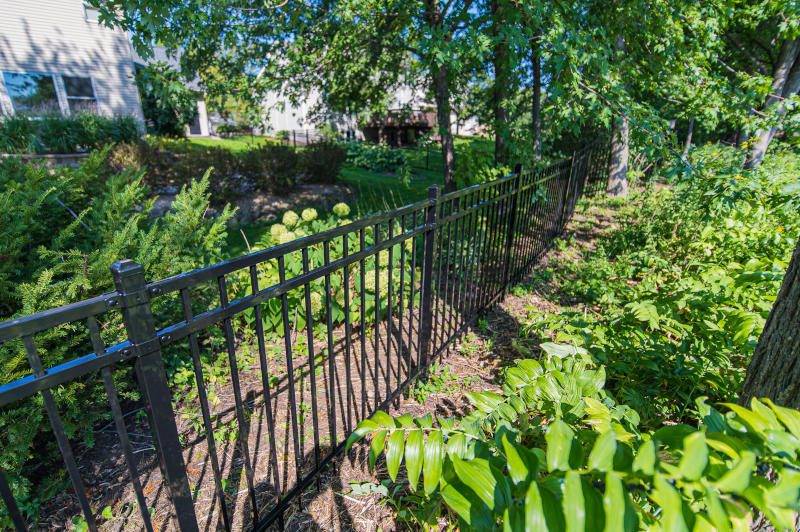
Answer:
top-left (349, 346), bottom-right (800, 530)
top-left (301, 141), bottom-right (346, 183)
top-left (0, 149), bottom-right (233, 526)
top-left (344, 141), bottom-right (408, 173)
top-left (0, 115), bottom-right (38, 153)
top-left (240, 144), bottom-right (298, 192)
top-left (0, 114), bottom-right (140, 154)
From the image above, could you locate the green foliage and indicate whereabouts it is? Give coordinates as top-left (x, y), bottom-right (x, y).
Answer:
top-left (0, 149), bottom-right (233, 527)
top-left (523, 144), bottom-right (799, 424)
top-left (0, 114), bottom-right (140, 154)
top-left (344, 142), bottom-right (410, 176)
top-left (135, 62), bottom-right (198, 137)
top-left (239, 143), bottom-right (299, 193)
top-left (301, 141), bottom-right (347, 184)
top-left (348, 348), bottom-right (800, 530)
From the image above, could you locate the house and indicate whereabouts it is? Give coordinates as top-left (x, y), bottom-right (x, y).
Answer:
top-left (0, 0), bottom-right (144, 122)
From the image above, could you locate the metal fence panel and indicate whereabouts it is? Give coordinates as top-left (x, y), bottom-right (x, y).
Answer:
top-left (0, 144), bottom-right (606, 530)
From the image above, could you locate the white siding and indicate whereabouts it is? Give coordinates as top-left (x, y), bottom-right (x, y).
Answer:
top-left (0, 0), bottom-right (143, 121)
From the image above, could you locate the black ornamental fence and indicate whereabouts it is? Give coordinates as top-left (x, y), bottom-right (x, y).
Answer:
top-left (0, 143), bottom-right (609, 531)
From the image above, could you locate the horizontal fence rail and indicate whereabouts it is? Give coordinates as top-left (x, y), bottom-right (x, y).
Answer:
top-left (0, 143), bottom-right (608, 531)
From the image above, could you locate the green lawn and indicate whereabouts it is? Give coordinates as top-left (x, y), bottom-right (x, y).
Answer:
top-left (187, 134), bottom-right (276, 152)
top-left (175, 134), bottom-right (493, 257)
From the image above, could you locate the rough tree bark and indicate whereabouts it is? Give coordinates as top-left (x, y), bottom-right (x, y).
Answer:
top-left (740, 235), bottom-right (800, 409)
top-left (531, 35), bottom-right (542, 161)
top-left (608, 115), bottom-right (629, 197)
top-left (425, 0), bottom-right (457, 191)
top-left (744, 38), bottom-right (800, 169)
top-left (683, 117), bottom-right (694, 156)
top-left (492, 0), bottom-right (509, 166)
top-left (607, 36), bottom-right (629, 197)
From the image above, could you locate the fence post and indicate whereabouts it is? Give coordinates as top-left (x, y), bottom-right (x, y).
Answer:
top-left (418, 185), bottom-right (439, 368)
top-left (111, 260), bottom-right (199, 532)
top-left (501, 165), bottom-right (523, 293)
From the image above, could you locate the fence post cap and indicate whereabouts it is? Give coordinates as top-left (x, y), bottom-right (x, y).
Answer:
top-left (427, 184), bottom-right (440, 198)
top-left (110, 259), bottom-right (143, 280)
top-left (514, 163), bottom-right (523, 174)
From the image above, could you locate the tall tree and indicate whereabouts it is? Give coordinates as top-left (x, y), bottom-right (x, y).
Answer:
top-left (743, 38), bottom-right (800, 168)
top-left (491, 0), bottom-right (510, 165)
top-left (740, 235), bottom-right (800, 408)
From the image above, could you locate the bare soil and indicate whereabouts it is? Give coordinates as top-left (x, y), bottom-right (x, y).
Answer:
top-left (34, 199), bottom-right (619, 531)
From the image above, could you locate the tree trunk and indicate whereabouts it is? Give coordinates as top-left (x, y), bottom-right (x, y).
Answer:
top-left (744, 38), bottom-right (800, 169)
top-left (492, 0), bottom-right (509, 166)
top-left (683, 117), bottom-right (694, 156)
top-left (433, 65), bottom-right (456, 191)
top-left (740, 235), bottom-right (800, 409)
top-left (425, 0), bottom-right (456, 191)
top-left (607, 36), bottom-right (628, 198)
top-left (531, 35), bottom-right (542, 161)
top-left (608, 114), bottom-right (629, 197)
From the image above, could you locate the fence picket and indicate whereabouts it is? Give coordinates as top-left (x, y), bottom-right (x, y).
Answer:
top-left (0, 144), bottom-right (608, 531)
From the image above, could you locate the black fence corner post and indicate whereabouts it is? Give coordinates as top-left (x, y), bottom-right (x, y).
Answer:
top-left (111, 259), bottom-right (199, 532)
top-left (418, 185), bottom-right (439, 369)
top-left (501, 166), bottom-right (523, 294)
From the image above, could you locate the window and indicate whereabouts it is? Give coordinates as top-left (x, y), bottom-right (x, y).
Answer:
top-left (63, 76), bottom-right (97, 113)
top-left (2, 72), bottom-right (60, 115)
top-left (83, 2), bottom-right (100, 22)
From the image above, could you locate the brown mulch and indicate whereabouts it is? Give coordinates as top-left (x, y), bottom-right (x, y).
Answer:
top-left (33, 198), bottom-right (621, 531)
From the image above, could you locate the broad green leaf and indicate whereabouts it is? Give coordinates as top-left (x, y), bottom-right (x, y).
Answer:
top-left (589, 430), bottom-right (617, 472)
top-left (721, 403), bottom-right (770, 434)
top-left (652, 475), bottom-right (689, 532)
top-left (765, 398), bottom-right (800, 439)
top-left (371, 410), bottom-right (395, 428)
top-left (525, 481), bottom-right (548, 531)
top-left (633, 439), bottom-right (656, 476)
top-left (704, 487), bottom-right (730, 532)
top-left (603, 472), bottom-right (637, 532)
top-left (405, 429), bottom-right (423, 492)
top-left (452, 457), bottom-right (497, 510)
top-left (345, 419), bottom-right (379, 454)
top-left (678, 432), bottom-right (708, 481)
top-left (446, 432), bottom-right (468, 458)
top-left (440, 476), bottom-right (494, 529)
top-left (769, 469), bottom-right (800, 508)
top-left (386, 430), bottom-right (405, 482)
top-left (540, 342), bottom-right (588, 359)
top-left (423, 430), bottom-right (443, 495)
top-left (715, 451), bottom-right (755, 494)
top-left (395, 413), bottom-right (415, 428)
top-left (743, 477), bottom-right (797, 530)
top-left (546, 418), bottom-right (574, 472)
top-left (466, 391), bottom-right (505, 413)
top-left (368, 429), bottom-right (387, 472)
top-left (500, 432), bottom-right (538, 484)
top-left (564, 471), bottom-right (586, 532)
